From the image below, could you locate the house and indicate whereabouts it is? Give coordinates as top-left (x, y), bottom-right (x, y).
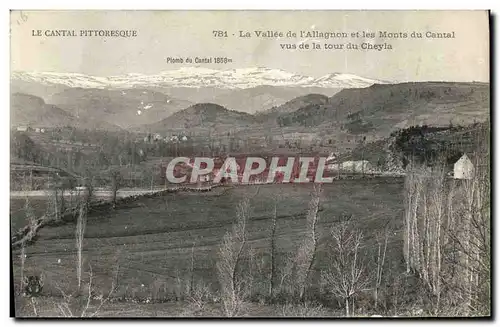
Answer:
top-left (326, 152), bottom-right (337, 164)
top-left (16, 126), bottom-right (28, 132)
top-left (331, 160), bottom-right (373, 173)
top-left (454, 154), bottom-right (474, 180)
top-left (199, 175), bottom-right (210, 183)
top-left (33, 127), bottom-right (46, 133)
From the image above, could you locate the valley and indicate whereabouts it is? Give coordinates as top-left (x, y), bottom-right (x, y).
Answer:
top-left (9, 67), bottom-right (491, 318)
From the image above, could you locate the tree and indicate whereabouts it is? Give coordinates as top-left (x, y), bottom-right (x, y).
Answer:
top-left (295, 183), bottom-right (322, 302)
top-left (75, 203), bottom-right (87, 289)
top-left (269, 194), bottom-right (279, 299)
top-left (82, 175), bottom-right (95, 209)
top-left (322, 216), bottom-right (370, 316)
top-left (216, 198), bottom-right (249, 316)
top-left (110, 170), bottom-right (122, 207)
top-left (374, 227), bottom-right (389, 309)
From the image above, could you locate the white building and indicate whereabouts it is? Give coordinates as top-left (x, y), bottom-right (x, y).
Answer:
top-left (326, 152), bottom-right (337, 164)
top-left (342, 160), bottom-right (372, 172)
top-left (326, 160), bottom-right (372, 173)
top-left (199, 175), bottom-right (210, 182)
top-left (454, 154), bottom-right (474, 180)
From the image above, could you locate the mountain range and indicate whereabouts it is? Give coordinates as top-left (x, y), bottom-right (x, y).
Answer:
top-left (11, 67), bottom-right (385, 118)
top-left (11, 67), bottom-right (386, 90)
top-left (10, 67), bottom-right (490, 146)
top-left (274, 82), bottom-right (490, 136)
top-left (143, 82), bottom-right (490, 139)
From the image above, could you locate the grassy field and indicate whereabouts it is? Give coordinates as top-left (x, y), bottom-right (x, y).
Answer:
top-left (14, 295), bottom-right (362, 317)
top-left (12, 178), bottom-right (408, 317)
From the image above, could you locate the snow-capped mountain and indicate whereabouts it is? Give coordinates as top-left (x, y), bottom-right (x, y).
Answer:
top-left (314, 73), bottom-right (388, 88)
top-left (11, 67), bottom-right (386, 90)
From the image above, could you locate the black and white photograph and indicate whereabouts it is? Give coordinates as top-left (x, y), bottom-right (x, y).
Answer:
top-left (9, 10), bottom-right (491, 318)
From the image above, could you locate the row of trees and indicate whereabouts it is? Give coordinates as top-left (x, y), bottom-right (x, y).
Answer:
top-left (403, 125), bottom-right (490, 316)
top-left (214, 184), bottom-right (389, 317)
top-left (390, 122), bottom-right (486, 168)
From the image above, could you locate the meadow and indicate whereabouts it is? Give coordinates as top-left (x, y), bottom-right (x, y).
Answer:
top-left (12, 178), bottom-right (408, 317)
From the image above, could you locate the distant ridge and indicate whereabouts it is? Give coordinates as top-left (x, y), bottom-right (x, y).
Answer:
top-left (12, 67), bottom-right (387, 90)
top-left (144, 102), bottom-right (256, 132)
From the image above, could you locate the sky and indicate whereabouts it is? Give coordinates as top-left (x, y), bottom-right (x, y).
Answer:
top-left (10, 10), bottom-right (489, 82)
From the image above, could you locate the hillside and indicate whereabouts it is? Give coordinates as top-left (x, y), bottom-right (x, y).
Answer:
top-left (11, 82), bottom-right (490, 165)
top-left (347, 121), bottom-right (490, 171)
top-left (144, 103), bottom-right (256, 133)
top-left (211, 86), bottom-right (338, 114)
top-left (11, 93), bottom-right (120, 131)
top-left (276, 82), bottom-right (490, 136)
top-left (259, 93), bottom-right (330, 118)
top-left (11, 93), bottom-right (75, 127)
top-left (11, 78), bottom-right (69, 101)
top-left (48, 88), bottom-right (192, 129)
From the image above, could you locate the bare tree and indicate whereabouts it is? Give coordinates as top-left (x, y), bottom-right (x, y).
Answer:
top-left (19, 242), bottom-right (26, 295)
top-left (110, 170), bottom-right (121, 207)
top-left (295, 183), bottom-right (322, 302)
top-left (216, 198), bottom-right (249, 317)
top-left (60, 188), bottom-right (66, 216)
top-left (276, 252), bottom-right (295, 299)
top-left (268, 194), bottom-right (279, 299)
top-left (17, 186), bottom-right (40, 247)
top-left (53, 188), bottom-right (59, 221)
top-left (82, 175), bottom-right (95, 209)
top-left (403, 164), bottom-right (449, 312)
top-left (374, 227), bottom-right (389, 309)
top-left (322, 218), bottom-right (370, 316)
top-left (403, 163), bottom-right (425, 274)
top-left (47, 185), bottom-right (65, 222)
top-left (189, 242), bottom-right (195, 297)
top-left (55, 263), bottom-right (117, 317)
top-left (75, 203), bottom-right (87, 289)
